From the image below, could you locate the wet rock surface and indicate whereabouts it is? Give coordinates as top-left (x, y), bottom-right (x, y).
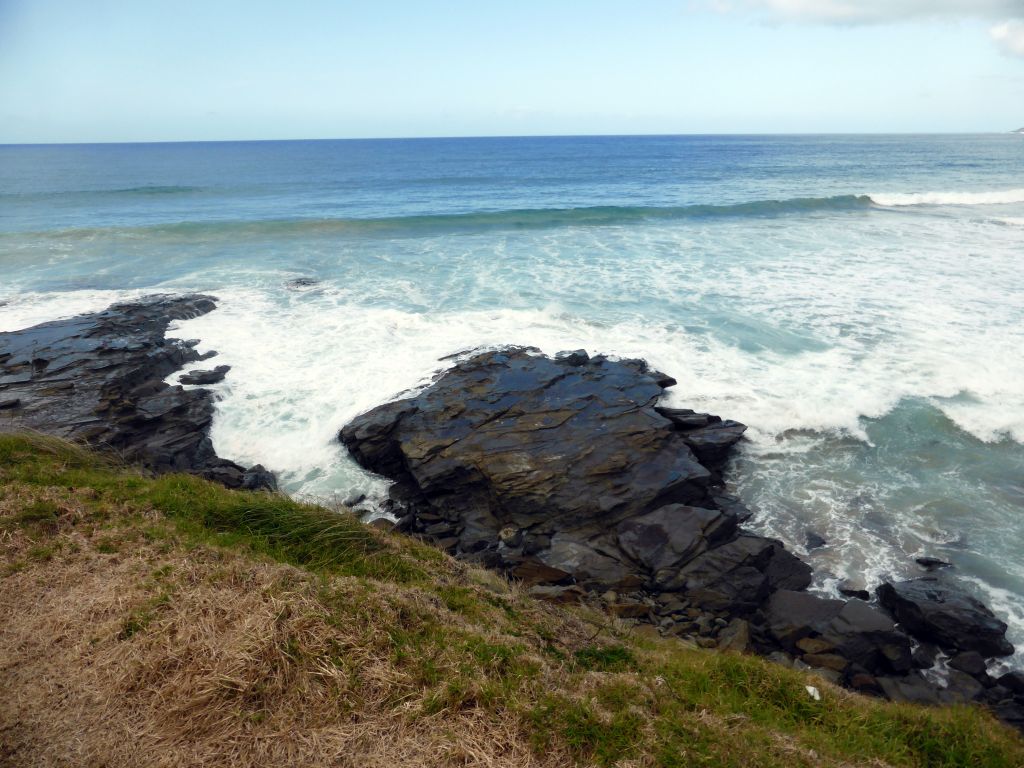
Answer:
top-left (341, 347), bottom-right (802, 607)
top-left (179, 364), bottom-right (231, 386)
top-left (0, 295), bottom-right (275, 490)
top-left (877, 577), bottom-right (1014, 658)
top-left (341, 346), bottom-right (1022, 731)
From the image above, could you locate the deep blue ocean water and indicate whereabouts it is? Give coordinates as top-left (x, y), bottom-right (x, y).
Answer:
top-left (2, 134), bottom-right (1023, 666)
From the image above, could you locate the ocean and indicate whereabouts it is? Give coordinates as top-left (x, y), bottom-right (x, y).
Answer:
top-left (1, 134), bottom-right (1022, 665)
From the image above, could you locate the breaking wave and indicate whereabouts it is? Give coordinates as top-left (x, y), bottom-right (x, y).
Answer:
top-left (870, 188), bottom-right (1024, 207)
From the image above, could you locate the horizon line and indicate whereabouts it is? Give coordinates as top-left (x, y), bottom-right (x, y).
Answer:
top-left (1, 130), bottom-right (1021, 147)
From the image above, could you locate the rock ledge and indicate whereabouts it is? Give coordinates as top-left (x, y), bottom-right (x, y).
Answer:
top-left (340, 346), bottom-right (1022, 731)
top-left (0, 295), bottom-right (275, 490)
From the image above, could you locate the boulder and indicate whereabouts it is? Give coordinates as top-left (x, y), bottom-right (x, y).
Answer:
top-left (667, 535), bottom-right (811, 613)
top-left (653, 406), bottom-right (747, 473)
top-left (765, 591), bottom-right (912, 676)
top-left (527, 584), bottom-right (586, 604)
top-left (838, 579), bottom-right (870, 601)
top-left (343, 349), bottom-right (713, 534)
top-left (805, 530), bottom-right (827, 550)
top-left (538, 533), bottom-right (633, 589)
top-left (876, 578), bottom-right (1014, 657)
top-left (803, 652), bottom-right (849, 672)
top-left (877, 672), bottom-right (945, 706)
top-left (179, 365), bottom-right (231, 385)
top-left (989, 701), bottom-right (1024, 731)
top-left (678, 421), bottom-right (747, 472)
top-left (717, 618), bottom-right (751, 652)
top-left (826, 599), bottom-right (913, 675)
top-left (616, 504), bottom-right (736, 586)
top-left (911, 643), bottom-right (940, 670)
top-left (241, 464), bottom-right (277, 491)
top-left (948, 651), bottom-right (989, 679)
top-left (998, 671), bottom-right (1024, 695)
top-left (945, 670), bottom-right (986, 703)
top-left (765, 591), bottom-right (844, 647)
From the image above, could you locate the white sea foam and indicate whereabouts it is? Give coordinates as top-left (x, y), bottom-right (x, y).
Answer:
top-left (0, 289), bottom-right (145, 332)
top-left (870, 188), bottom-right (1024, 207)
top-left (3, 193), bottom-right (1023, 659)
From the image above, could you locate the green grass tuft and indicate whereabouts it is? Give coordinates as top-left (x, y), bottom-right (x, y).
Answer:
top-left (0, 432), bottom-right (425, 583)
top-left (573, 644), bottom-right (635, 672)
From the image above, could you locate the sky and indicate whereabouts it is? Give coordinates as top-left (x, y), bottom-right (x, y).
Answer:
top-left (0, 0), bottom-right (1022, 142)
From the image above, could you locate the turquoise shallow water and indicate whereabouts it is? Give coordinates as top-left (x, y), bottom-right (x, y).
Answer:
top-left (2, 135), bottom-right (1023, 665)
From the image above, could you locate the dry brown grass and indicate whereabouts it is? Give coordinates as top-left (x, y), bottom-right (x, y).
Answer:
top-left (0, 483), bottom-right (569, 768)
top-left (1, 438), bottom-right (1021, 768)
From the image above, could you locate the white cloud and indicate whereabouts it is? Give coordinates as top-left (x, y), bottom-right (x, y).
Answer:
top-left (710, 1), bottom-right (1024, 59)
top-left (991, 19), bottom-right (1024, 56)
top-left (719, 0), bottom-right (1024, 24)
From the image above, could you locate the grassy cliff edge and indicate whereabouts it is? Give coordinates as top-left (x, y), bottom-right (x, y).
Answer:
top-left (1, 433), bottom-right (1021, 767)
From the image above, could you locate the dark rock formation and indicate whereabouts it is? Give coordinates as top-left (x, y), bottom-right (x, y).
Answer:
top-left (1000, 671), bottom-right (1024, 695)
top-left (838, 579), bottom-right (870, 601)
top-left (805, 530), bottom-right (828, 550)
top-left (340, 346), bottom-right (1024, 732)
top-left (915, 556), bottom-right (952, 571)
top-left (341, 347), bottom-right (806, 614)
top-left (765, 590), bottom-right (913, 677)
top-left (877, 578), bottom-right (1014, 657)
top-left (0, 295), bottom-right (275, 491)
top-left (286, 277), bottom-right (320, 290)
top-left (180, 365), bottom-right (231, 386)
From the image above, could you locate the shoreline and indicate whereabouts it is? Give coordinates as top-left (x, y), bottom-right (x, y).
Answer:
top-left (2, 295), bottom-right (1023, 733)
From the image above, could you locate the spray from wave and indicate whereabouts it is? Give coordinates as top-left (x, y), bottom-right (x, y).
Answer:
top-left (870, 189), bottom-right (1024, 207)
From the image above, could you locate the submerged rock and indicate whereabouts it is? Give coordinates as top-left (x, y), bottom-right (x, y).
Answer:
top-left (915, 556), bottom-right (952, 571)
top-left (0, 295), bottom-right (275, 491)
top-left (286, 276), bottom-right (320, 290)
top-left (805, 530), bottom-right (828, 550)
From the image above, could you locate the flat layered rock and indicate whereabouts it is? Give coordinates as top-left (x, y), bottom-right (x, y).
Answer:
top-left (0, 295), bottom-right (275, 490)
top-left (341, 347), bottom-right (804, 609)
top-left (180, 365), bottom-right (231, 386)
top-left (766, 590), bottom-right (913, 677)
top-left (877, 577), bottom-right (1014, 657)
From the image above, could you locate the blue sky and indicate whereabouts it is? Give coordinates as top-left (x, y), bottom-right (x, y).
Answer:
top-left (1, 0), bottom-right (1022, 142)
